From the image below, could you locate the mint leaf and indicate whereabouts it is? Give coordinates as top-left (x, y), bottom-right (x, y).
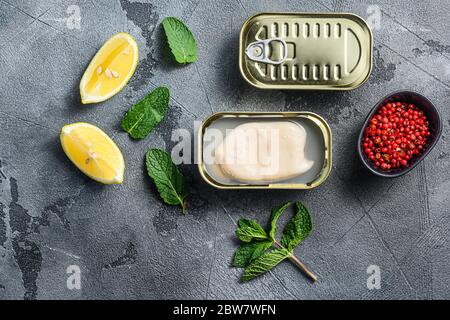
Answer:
top-left (145, 149), bottom-right (188, 212)
top-left (242, 248), bottom-right (290, 282)
top-left (232, 201), bottom-right (317, 282)
top-left (162, 17), bottom-right (197, 64)
top-left (232, 240), bottom-right (273, 268)
top-left (235, 219), bottom-right (268, 242)
top-left (268, 202), bottom-right (291, 241)
top-left (281, 202), bottom-right (313, 252)
top-left (121, 87), bottom-right (170, 139)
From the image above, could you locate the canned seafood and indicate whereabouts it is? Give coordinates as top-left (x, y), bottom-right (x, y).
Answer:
top-left (239, 12), bottom-right (373, 90)
top-left (197, 112), bottom-right (332, 189)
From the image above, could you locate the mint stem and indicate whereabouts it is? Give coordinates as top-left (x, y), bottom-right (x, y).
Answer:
top-left (181, 200), bottom-right (187, 214)
top-left (274, 240), bottom-right (317, 282)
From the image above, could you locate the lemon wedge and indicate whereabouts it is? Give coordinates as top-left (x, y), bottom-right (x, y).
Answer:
top-left (80, 32), bottom-right (138, 104)
top-left (60, 123), bottom-right (125, 184)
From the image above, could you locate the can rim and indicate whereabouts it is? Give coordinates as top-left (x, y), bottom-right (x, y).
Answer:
top-left (197, 111), bottom-right (333, 189)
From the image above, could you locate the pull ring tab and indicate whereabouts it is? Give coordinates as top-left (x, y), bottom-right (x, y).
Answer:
top-left (245, 38), bottom-right (288, 65)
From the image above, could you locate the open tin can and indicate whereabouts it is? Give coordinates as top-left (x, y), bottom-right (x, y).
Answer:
top-left (197, 112), bottom-right (332, 189)
top-left (239, 12), bottom-right (373, 90)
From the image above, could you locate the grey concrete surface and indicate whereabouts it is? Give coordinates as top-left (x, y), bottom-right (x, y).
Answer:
top-left (0, 0), bottom-right (449, 300)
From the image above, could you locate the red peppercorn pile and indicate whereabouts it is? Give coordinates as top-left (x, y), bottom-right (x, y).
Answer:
top-left (362, 102), bottom-right (431, 171)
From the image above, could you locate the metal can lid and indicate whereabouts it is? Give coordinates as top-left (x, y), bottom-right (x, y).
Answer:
top-left (239, 12), bottom-right (373, 90)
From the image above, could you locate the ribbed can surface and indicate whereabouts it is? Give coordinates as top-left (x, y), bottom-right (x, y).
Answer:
top-left (239, 12), bottom-right (373, 90)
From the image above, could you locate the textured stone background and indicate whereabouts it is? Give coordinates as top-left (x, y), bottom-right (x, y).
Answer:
top-left (0, 0), bottom-right (449, 300)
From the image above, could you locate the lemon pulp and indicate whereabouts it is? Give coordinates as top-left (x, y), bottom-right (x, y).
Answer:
top-left (80, 32), bottom-right (138, 104)
top-left (60, 123), bottom-right (125, 184)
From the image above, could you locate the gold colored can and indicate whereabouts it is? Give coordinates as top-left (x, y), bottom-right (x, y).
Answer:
top-left (239, 12), bottom-right (373, 90)
top-left (197, 112), bottom-right (332, 189)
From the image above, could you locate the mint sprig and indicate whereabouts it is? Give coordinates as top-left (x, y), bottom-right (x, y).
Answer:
top-left (242, 248), bottom-right (290, 282)
top-left (145, 148), bottom-right (188, 213)
top-left (268, 202), bottom-right (291, 241)
top-left (233, 240), bottom-right (273, 268)
top-left (162, 17), bottom-right (197, 64)
top-left (121, 87), bottom-right (170, 139)
top-left (232, 201), bottom-right (316, 282)
top-left (281, 202), bottom-right (313, 252)
top-left (235, 218), bottom-right (268, 242)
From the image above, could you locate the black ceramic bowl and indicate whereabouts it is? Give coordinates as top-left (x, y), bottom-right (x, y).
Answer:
top-left (358, 90), bottom-right (442, 178)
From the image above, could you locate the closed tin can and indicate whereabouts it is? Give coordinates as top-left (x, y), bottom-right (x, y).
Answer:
top-left (239, 12), bottom-right (373, 90)
top-left (197, 112), bottom-right (332, 189)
